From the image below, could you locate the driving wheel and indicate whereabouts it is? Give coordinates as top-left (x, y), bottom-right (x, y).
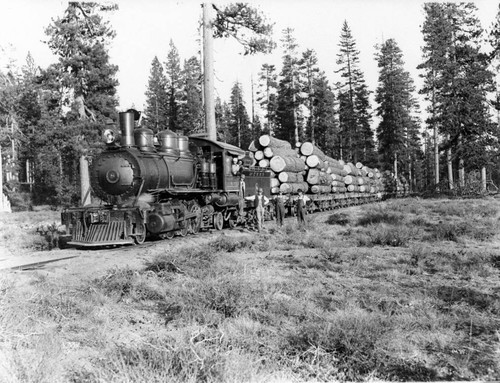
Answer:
top-left (213, 211), bottom-right (223, 231)
top-left (134, 222), bottom-right (146, 245)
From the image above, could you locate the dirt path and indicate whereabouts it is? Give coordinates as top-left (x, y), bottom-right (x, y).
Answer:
top-left (0, 225), bottom-right (266, 284)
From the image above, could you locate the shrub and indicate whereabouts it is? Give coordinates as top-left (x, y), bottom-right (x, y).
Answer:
top-left (427, 221), bottom-right (497, 242)
top-left (356, 206), bottom-right (404, 226)
top-left (282, 307), bottom-right (391, 381)
top-left (94, 331), bottom-right (229, 383)
top-left (319, 246), bottom-right (342, 262)
top-left (6, 190), bottom-right (33, 211)
top-left (210, 234), bottom-right (253, 253)
top-left (473, 203), bottom-right (499, 218)
top-left (93, 268), bottom-right (137, 297)
top-left (356, 224), bottom-right (414, 247)
top-left (429, 202), bottom-right (469, 218)
top-left (410, 216), bottom-right (431, 227)
top-left (300, 234), bottom-right (327, 249)
top-left (326, 212), bottom-right (350, 226)
top-left (388, 198), bottom-right (423, 215)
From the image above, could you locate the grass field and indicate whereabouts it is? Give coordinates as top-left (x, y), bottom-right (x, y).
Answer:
top-left (1, 197), bottom-right (499, 382)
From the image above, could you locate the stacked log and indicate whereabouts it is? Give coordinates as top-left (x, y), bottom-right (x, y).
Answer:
top-left (278, 172), bottom-right (304, 183)
top-left (280, 182), bottom-right (309, 194)
top-left (248, 135), bottom-right (397, 198)
top-left (270, 156), bottom-right (306, 173)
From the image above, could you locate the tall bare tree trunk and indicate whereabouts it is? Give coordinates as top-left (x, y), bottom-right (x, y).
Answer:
top-left (481, 166), bottom-right (487, 193)
top-left (458, 133), bottom-right (464, 187)
top-left (251, 74), bottom-right (255, 141)
top-left (292, 74), bottom-right (298, 145)
top-left (203, 3), bottom-right (216, 141)
top-left (394, 153), bottom-right (398, 179)
top-left (458, 159), bottom-right (464, 188)
top-left (0, 145), bottom-right (4, 211)
top-left (432, 81), bottom-right (439, 191)
top-left (447, 137), bottom-right (453, 190)
top-left (75, 93), bottom-right (94, 206)
top-left (408, 156), bottom-right (413, 193)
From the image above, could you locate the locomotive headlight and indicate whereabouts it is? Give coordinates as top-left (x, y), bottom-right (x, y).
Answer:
top-left (103, 128), bottom-right (116, 144)
top-left (106, 170), bottom-right (120, 184)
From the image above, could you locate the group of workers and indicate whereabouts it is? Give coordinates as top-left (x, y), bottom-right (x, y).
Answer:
top-left (243, 178), bottom-right (310, 232)
top-left (232, 157), bottom-right (310, 233)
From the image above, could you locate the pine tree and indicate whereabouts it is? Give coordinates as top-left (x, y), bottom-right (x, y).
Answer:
top-left (300, 49), bottom-right (320, 144)
top-left (215, 97), bottom-right (232, 143)
top-left (488, 4), bottom-right (500, 185)
top-left (375, 38), bottom-right (421, 180)
top-left (256, 63), bottom-right (278, 135)
top-left (143, 56), bottom-right (168, 132)
top-left (165, 39), bottom-right (181, 131)
top-left (228, 81), bottom-right (251, 148)
top-left (39, 2), bottom-right (119, 205)
top-left (212, 3), bottom-right (275, 55)
top-left (310, 71), bottom-right (337, 156)
top-left (276, 28), bottom-right (304, 144)
top-left (335, 21), bottom-right (374, 163)
top-left (418, 3), bottom-right (450, 188)
top-left (420, 3), bottom-right (496, 188)
top-left (177, 56), bottom-right (203, 136)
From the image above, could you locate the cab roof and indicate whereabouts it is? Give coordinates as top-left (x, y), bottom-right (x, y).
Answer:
top-left (189, 136), bottom-right (245, 157)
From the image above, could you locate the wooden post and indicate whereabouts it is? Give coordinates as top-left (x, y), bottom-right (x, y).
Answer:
top-left (481, 166), bottom-right (487, 193)
top-left (458, 134), bottom-right (464, 188)
top-left (447, 146), bottom-right (453, 190)
top-left (80, 155), bottom-right (91, 206)
top-left (203, 3), bottom-right (216, 141)
top-left (434, 125), bottom-right (439, 190)
top-left (0, 145), bottom-right (4, 211)
top-left (458, 160), bottom-right (465, 188)
top-left (394, 153), bottom-right (398, 179)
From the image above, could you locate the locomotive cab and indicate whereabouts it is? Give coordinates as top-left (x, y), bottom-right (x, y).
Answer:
top-left (188, 136), bottom-right (245, 192)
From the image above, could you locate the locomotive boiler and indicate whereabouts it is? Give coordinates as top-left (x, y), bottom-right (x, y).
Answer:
top-left (61, 110), bottom-right (273, 247)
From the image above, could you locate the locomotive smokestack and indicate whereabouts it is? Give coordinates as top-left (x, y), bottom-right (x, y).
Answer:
top-left (119, 111), bottom-right (135, 147)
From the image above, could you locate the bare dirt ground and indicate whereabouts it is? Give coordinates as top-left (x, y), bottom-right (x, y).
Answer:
top-left (0, 214), bottom-right (310, 281)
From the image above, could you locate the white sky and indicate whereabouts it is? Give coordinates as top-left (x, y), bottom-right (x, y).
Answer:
top-left (1, 0), bottom-right (498, 123)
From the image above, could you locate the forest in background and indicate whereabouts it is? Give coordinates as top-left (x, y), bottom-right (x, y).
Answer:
top-left (1, 2), bottom-right (500, 208)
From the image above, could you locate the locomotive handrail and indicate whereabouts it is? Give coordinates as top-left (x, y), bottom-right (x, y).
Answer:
top-left (133, 178), bottom-right (145, 207)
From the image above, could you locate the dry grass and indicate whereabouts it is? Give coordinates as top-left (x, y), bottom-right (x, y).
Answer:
top-left (1, 197), bottom-right (500, 382)
top-left (0, 210), bottom-right (61, 252)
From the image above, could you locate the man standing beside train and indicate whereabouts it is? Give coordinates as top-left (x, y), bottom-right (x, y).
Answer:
top-left (274, 190), bottom-right (288, 227)
top-left (296, 189), bottom-right (310, 230)
top-left (245, 188), bottom-right (269, 232)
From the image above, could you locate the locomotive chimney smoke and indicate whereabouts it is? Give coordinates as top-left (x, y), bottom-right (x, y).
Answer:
top-left (119, 111), bottom-right (135, 147)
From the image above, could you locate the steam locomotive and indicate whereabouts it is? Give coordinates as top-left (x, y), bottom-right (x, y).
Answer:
top-left (61, 109), bottom-right (403, 248)
top-left (61, 110), bottom-right (273, 247)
